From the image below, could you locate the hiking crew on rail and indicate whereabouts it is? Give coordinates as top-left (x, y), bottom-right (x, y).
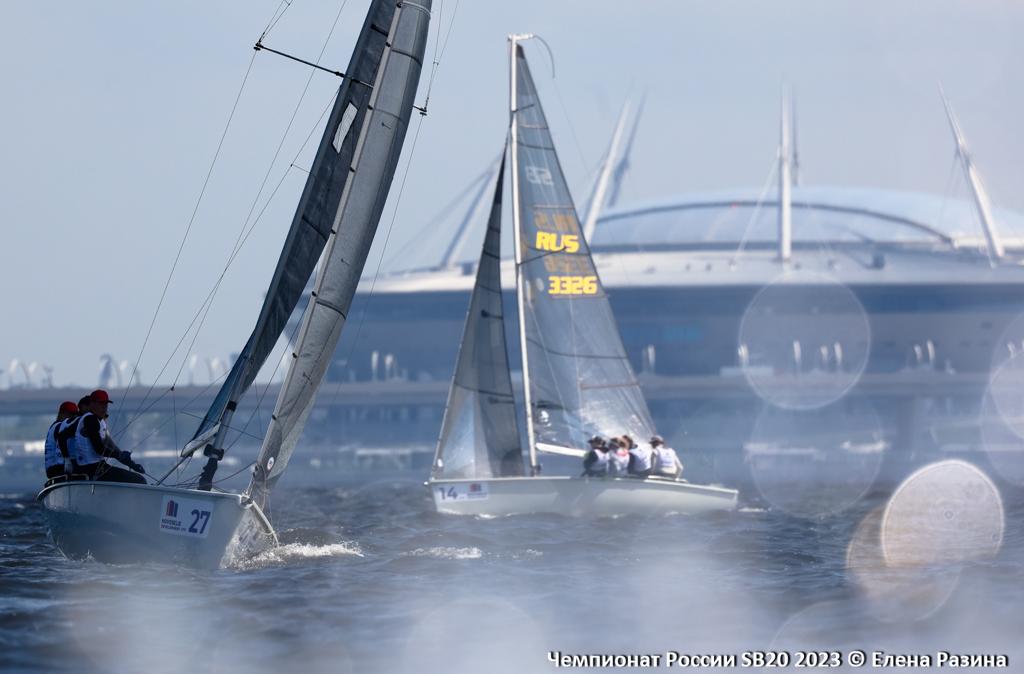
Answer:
top-left (48, 390), bottom-right (147, 485)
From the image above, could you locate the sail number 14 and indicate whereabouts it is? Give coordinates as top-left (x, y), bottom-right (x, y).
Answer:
top-left (548, 275), bottom-right (597, 295)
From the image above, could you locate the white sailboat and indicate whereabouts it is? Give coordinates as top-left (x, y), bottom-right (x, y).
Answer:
top-left (428, 35), bottom-right (737, 517)
top-left (37, 0), bottom-right (432, 568)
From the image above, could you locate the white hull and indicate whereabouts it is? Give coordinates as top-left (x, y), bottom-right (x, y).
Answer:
top-left (37, 480), bottom-right (276, 569)
top-left (428, 475), bottom-right (738, 517)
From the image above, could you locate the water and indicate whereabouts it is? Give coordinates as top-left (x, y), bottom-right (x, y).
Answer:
top-left (2, 474), bottom-right (1022, 673)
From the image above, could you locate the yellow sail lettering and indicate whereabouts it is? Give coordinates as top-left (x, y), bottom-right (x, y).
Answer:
top-left (535, 232), bottom-right (579, 253)
top-left (547, 275), bottom-right (597, 295)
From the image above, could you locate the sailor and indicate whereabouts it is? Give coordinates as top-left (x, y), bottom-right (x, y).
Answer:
top-left (581, 435), bottom-right (610, 477)
top-left (626, 434), bottom-right (654, 478)
top-left (56, 395), bottom-right (93, 473)
top-left (607, 436), bottom-right (630, 476)
top-left (44, 401), bottom-right (78, 479)
top-left (651, 435), bottom-right (683, 479)
top-left (73, 389), bottom-right (147, 484)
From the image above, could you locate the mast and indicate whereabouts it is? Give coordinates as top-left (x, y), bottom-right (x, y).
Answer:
top-left (777, 89), bottom-right (792, 263)
top-left (582, 101), bottom-right (631, 241)
top-left (790, 89), bottom-right (800, 187)
top-left (509, 33), bottom-right (540, 475)
top-left (940, 89), bottom-right (1004, 264)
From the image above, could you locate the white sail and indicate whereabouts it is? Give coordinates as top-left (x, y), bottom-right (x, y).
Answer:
top-left (249, 0), bottom-right (432, 505)
top-left (432, 154), bottom-right (525, 480)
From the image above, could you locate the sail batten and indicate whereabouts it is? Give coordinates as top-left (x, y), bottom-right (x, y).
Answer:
top-left (248, 0), bottom-right (432, 504)
top-left (432, 153), bottom-right (526, 480)
top-left (511, 43), bottom-right (656, 453)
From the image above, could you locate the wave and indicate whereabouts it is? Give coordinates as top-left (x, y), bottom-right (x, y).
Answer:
top-left (404, 546), bottom-right (483, 560)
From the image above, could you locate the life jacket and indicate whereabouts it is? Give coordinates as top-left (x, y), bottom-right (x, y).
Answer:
top-left (44, 421), bottom-right (63, 468)
top-left (586, 449), bottom-right (609, 475)
top-left (608, 449), bottom-right (630, 475)
top-left (74, 412), bottom-right (103, 466)
top-left (58, 416), bottom-right (80, 464)
top-left (653, 447), bottom-right (679, 476)
top-left (629, 445), bottom-right (653, 473)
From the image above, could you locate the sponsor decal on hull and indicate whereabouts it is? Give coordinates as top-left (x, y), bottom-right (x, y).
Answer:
top-left (159, 495), bottom-right (215, 538)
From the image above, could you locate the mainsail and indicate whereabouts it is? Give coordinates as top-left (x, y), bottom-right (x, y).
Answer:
top-left (432, 154), bottom-right (525, 480)
top-left (192, 0), bottom-right (411, 487)
top-left (249, 0), bottom-right (432, 505)
top-left (510, 43), bottom-right (655, 465)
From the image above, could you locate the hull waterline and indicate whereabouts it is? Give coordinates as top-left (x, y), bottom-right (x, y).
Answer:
top-left (37, 480), bottom-right (276, 569)
top-left (428, 475), bottom-right (738, 517)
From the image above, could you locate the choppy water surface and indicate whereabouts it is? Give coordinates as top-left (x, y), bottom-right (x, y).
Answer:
top-left (1, 473), bottom-right (1022, 673)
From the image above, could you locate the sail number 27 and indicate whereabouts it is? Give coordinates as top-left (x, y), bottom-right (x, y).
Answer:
top-left (548, 275), bottom-right (597, 295)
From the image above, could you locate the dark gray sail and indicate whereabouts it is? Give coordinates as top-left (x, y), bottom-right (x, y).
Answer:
top-left (432, 154), bottom-right (525, 479)
top-left (191, 0), bottom-right (406, 487)
top-left (249, 0), bottom-right (431, 505)
top-left (511, 45), bottom-right (655, 454)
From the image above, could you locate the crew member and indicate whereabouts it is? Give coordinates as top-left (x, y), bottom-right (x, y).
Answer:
top-left (626, 434), bottom-right (653, 478)
top-left (43, 401), bottom-right (78, 479)
top-left (73, 389), bottom-right (147, 484)
top-left (56, 395), bottom-right (93, 473)
top-left (607, 436), bottom-right (630, 476)
top-left (581, 435), bottom-right (609, 477)
top-left (651, 435), bottom-right (683, 479)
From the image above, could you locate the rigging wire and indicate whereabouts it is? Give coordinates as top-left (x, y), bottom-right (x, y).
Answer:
top-left (118, 49), bottom-right (259, 424)
top-left (165, 0), bottom-right (351, 392)
top-left (119, 2), bottom-right (347, 434)
top-left (935, 152), bottom-right (961, 245)
top-left (730, 155), bottom-right (779, 264)
top-left (261, 0), bottom-right (294, 40)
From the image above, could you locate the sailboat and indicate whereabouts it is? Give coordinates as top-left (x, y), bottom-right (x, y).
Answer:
top-left (428, 35), bottom-right (737, 517)
top-left (36, 0), bottom-right (432, 568)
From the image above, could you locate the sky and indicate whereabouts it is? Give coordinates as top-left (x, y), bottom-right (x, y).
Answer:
top-left (2, 0), bottom-right (1024, 389)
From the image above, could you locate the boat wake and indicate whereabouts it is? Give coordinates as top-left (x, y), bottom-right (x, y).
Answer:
top-left (234, 541), bottom-right (364, 569)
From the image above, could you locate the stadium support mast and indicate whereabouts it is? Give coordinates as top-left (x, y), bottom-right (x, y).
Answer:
top-left (778, 89), bottom-right (793, 263)
top-left (583, 102), bottom-right (632, 241)
top-left (940, 89), bottom-right (1004, 264)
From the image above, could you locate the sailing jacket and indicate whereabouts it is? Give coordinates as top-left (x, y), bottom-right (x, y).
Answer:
top-left (608, 449), bottom-right (630, 475)
top-left (44, 420), bottom-right (67, 469)
top-left (582, 448), bottom-right (609, 476)
top-left (72, 413), bottom-right (120, 466)
top-left (56, 416), bottom-right (81, 463)
top-left (653, 447), bottom-right (681, 476)
top-left (628, 446), bottom-right (654, 474)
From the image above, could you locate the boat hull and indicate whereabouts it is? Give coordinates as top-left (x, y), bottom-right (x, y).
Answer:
top-left (37, 480), bottom-right (276, 569)
top-left (428, 475), bottom-right (738, 516)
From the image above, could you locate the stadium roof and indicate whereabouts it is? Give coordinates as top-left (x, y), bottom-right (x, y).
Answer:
top-left (592, 186), bottom-right (1024, 252)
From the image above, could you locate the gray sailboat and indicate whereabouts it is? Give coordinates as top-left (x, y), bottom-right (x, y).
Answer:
top-left (38, 0), bottom-right (432, 568)
top-left (428, 36), bottom-right (737, 516)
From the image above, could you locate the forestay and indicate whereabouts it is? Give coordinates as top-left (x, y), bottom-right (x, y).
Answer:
top-left (511, 45), bottom-right (655, 452)
top-left (249, 0), bottom-right (432, 506)
top-left (191, 0), bottom-right (408, 486)
top-left (432, 154), bottom-right (525, 480)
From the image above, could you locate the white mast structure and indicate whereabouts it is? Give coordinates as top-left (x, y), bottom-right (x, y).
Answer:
top-left (509, 33), bottom-right (540, 475)
top-left (582, 102), bottom-right (632, 241)
top-left (940, 89), bottom-right (1004, 264)
top-left (777, 89), bottom-right (793, 263)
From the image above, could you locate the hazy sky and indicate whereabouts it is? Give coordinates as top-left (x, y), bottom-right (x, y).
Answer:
top-left (3, 0), bottom-right (1023, 388)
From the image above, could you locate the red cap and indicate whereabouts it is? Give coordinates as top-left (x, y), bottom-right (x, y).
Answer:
top-left (90, 389), bottom-right (113, 404)
top-left (58, 401), bottom-right (79, 415)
